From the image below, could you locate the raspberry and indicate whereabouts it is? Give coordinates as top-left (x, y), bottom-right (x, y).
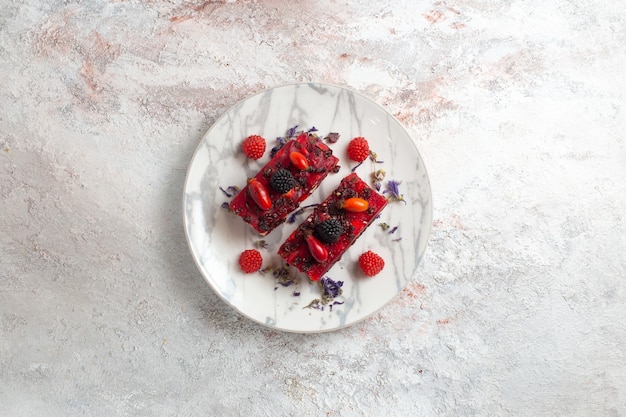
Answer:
top-left (242, 135), bottom-right (266, 160)
top-left (269, 168), bottom-right (296, 194)
top-left (314, 218), bottom-right (343, 243)
top-left (347, 137), bottom-right (370, 162)
top-left (358, 250), bottom-right (385, 276)
top-left (238, 249), bottom-right (263, 273)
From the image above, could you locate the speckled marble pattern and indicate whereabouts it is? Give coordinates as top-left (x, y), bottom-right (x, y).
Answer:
top-left (1, 0), bottom-right (625, 416)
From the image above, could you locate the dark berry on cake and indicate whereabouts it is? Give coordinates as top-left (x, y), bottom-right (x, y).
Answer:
top-left (269, 168), bottom-right (296, 194)
top-left (314, 218), bottom-right (344, 244)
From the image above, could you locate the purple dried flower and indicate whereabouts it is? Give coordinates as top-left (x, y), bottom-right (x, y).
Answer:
top-left (219, 186), bottom-right (232, 198)
top-left (221, 202), bottom-right (230, 209)
top-left (389, 226), bottom-right (398, 234)
top-left (271, 265), bottom-right (297, 287)
top-left (286, 125), bottom-right (299, 138)
top-left (351, 160), bottom-right (364, 172)
top-left (329, 301), bottom-right (344, 311)
top-left (383, 179), bottom-right (406, 203)
top-left (287, 208), bottom-right (304, 224)
top-left (270, 134), bottom-right (289, 158)
top-left (219, 185), bottom-right (241, 198)
top-left (385, 179), bottom-right (401, 196)
top-left (308, 126), bottom-right (318, 133)
top-left (320, 276), bottom-right (343, 298)
top-left (271, 126), bottom-right (306, 158)
top-left (287, 203), bottom-right (318, 224)
top-left (270, 144), bottom-right (283, 158)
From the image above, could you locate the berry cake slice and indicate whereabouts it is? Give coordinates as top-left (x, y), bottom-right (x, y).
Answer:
top-left (278, 173), bottom-right (388, 281)
top-left (229, 132), bottom-right (339, 235)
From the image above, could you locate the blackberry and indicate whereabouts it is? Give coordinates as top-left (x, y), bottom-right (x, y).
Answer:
top-left (314, 218), bottom-right (344, 244)
top-left (270, 168), bottom-right (296, 193)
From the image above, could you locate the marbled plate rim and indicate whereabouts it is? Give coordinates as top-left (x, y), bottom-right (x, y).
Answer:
top-left (182, 81), bottom-right (433, 333)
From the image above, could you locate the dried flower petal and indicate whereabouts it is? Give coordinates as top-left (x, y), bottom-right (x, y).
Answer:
top-left (329, 301), bottom-right (344, 311)
top-left (373, 169), bottom-right (386, 182)
top-left (351, 160), bottom-right (364, 172)
top-left (371, 169), bottom-right (386, 191)
top-left (383, 179), bottom-right (406, 203)
top-left (219, 185), bottom-right (241, 198)
top-left (264, 264), bottom-right (297, 287)
top-left (219, 186), bottom-right (232, 198)
top-left (320, 276), bottom-right (343, 299)
top-left (325, 132), bottom-right (340, 143)
top-left (286, 125), bottom-right (299, 138)
top-left (304, 299), bottom-right (323, 310)
top-left (271, 125), bottom-right (321, 157)
top-left (287, 203), bottom-right (318, 224)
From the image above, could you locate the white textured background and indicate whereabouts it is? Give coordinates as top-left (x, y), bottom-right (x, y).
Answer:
top-left (1, 0), bottom-right (625, 416)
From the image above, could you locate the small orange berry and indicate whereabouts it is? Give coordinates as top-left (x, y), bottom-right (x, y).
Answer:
top-left (342, 197), bottom-right (369, 212)
top-left (289, 151), bottom-right (309, 170)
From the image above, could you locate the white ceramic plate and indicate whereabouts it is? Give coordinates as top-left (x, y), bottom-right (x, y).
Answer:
top-left (183, 82), bottom-right (432, 333)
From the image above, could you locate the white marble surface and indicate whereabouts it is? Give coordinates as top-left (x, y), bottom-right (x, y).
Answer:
top-left (1, 0), bottom-right (625, 416)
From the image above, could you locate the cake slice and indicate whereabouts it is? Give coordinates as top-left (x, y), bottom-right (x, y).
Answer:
top-left (229, 132), bottom-right (339, 235)
top-left (278, 173), bottom-right (388, 281)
